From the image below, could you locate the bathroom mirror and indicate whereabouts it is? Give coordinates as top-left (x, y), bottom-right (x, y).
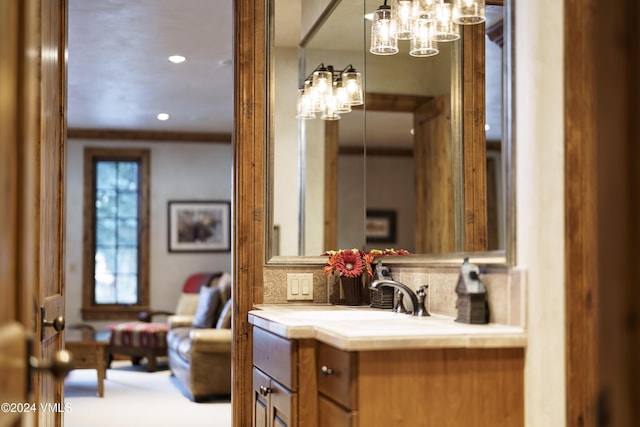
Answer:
top-left (268, 0), bottom-right (513, 264)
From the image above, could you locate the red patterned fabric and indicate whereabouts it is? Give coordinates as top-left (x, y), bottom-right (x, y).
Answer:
top-left (108, 322), bottom-right (168, 349)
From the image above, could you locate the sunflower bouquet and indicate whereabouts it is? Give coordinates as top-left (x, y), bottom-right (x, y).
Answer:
top-left (321, 248), bottom-right (410, 278)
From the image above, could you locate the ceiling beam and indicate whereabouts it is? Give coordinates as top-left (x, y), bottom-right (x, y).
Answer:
top-left (67, 128), bottom-right (231, 143)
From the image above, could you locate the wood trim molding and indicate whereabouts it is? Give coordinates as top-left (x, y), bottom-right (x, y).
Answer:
top-left (462, 23), bottom-right (488, 252)
top-left (68, 128), bottom-right (231, 143)
top-left (233, 0), bottom-right (265, 425)
top-left (564, 0), bottom-right (598, 425)
top-left (361, 92), bottom-right (433, 112)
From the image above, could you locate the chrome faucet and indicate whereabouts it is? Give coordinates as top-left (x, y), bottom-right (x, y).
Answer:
top-left (370, 279), bottom-right (422, 316)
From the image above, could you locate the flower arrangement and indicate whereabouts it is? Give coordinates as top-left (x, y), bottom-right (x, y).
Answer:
top-left (322, 248), bottom-right (410, 278)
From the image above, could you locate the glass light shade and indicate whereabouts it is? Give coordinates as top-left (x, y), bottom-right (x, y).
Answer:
top-left (453, 0), bottom-right (485, 24)
top-left (410, 19), bottom-right (439, 57)
top-left (321, 94), bottom-right (341, 120)
top-left (333, 82), bottom-right (352, 114)
top-left (412, 0), bottom-right (437, 20)
top-left (310, 68), bottom-right (332, 113)
top-left (296, 89), bottom-right (315, 119)
top-left (342, 68), bottom-right (363, 106)
top-left (433, 2), bottom-right (460, 42)
top-left (392, 0), bottom-right (414, 40)
top-left (312, 67), bottom-right (332, 97)
top-left (370, 5), bottom-right (398, 55)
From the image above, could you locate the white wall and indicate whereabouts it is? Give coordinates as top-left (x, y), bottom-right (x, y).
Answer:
top-left (365, 155), bottom-right (415, 252)
top-left (515, 0), bottom-right (566, 425)
top-left (273, 46), bottom-right (302, 256)
top-left (64, 139), bottom-right (232, 326)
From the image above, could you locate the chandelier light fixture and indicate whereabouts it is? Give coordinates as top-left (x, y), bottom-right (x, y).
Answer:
top-left (370, 0), bottom-right (486, 58)
top-left (296, 64), bottom-right (364, 121)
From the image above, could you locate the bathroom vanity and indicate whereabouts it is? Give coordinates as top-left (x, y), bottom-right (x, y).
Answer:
top-left (249, 305), bottom-right (525, 427)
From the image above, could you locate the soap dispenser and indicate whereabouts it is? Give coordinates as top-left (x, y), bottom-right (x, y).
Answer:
top-left (455, 258), bottom-right (489, 324)
top-left (370, 260), bottom-right (395, 309)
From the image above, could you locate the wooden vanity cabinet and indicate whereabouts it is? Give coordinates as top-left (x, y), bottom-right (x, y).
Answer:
top-left (252, 326), bottom-right (318, 427)
top-left (317, 342), bottom-right (525, 427)
top-left (252, 326), bottom-right (524, 427)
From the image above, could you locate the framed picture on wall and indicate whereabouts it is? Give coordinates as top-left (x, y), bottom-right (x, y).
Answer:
top-left (366, 209), bottom-right (397, 244)
top-left (168, 200), bottom-right (231, 253)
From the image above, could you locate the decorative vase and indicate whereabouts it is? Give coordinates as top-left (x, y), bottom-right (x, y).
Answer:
top-left (340, 276), bottom-right (363, 306)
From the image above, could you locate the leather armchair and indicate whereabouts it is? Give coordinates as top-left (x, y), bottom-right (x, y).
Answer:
top-left (166, 274), bottom-right (232, 402)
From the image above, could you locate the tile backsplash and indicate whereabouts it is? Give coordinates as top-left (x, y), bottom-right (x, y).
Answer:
top-left (263, 263), bottom-right (526, 328)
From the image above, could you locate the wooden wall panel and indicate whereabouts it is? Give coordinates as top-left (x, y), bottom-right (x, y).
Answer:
top-left (0, 0), bottom-right (19, 325)
top-left (564, 0), bottom-right (598, 425)
top-left (233, 0), bottom-right (265, 425)
top-left (586, 0), bottom-right (640, 425)
top-left (414, 96), bottom-right (455, 253)
top-left (461, 24), bottom-right (488, 252)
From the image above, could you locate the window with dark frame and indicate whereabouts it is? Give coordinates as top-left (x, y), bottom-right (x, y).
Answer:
top-left (82, 148), bottom-right (150, 320)
top-left (93, 159), bottom-right (140, 304)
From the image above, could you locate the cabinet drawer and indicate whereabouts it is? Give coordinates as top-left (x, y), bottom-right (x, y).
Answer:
top-left (253, 326), bottom-right (298, 390)
top-left (317, 342), bottom-right (357, 409)
top-left (318, 395), bottom-right (357, 427)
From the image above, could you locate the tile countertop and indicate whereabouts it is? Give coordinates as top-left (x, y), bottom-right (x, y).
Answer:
top-left (248, 304), bottom-right (527, 351)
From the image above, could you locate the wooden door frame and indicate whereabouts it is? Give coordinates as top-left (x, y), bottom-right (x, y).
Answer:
top-left (565, 0), bottom-right (640, 425)
top-left (322, 93), bottom-right (432, 252)
top-left (232, 1), bottom-right (265, 426)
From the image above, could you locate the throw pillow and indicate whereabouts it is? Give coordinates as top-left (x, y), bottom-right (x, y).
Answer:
top-left (174, 293), bottom-right (200, 316)
top-left (191, 284), bottom-right (222, 328)
top-left (215, 299), bottom-right (233, 329)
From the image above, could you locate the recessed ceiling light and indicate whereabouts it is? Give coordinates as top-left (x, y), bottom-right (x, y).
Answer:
top-left (156, 113), bottom-right (170, 121)
top-left (485, 123), bottom-right (491, 131)
top-left (168, 55), bottom-right (186, 64)
top-left (364, 12), bottom-right (374, 21)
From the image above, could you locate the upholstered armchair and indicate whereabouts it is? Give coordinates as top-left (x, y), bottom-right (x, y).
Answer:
top-left (107, 272), bottom-right (222, 372)
top-left (166, 273), bottom-right (232, 401)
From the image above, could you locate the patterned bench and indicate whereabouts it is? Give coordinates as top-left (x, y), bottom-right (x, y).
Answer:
top-left (107, 322), bottom-right (168, 372)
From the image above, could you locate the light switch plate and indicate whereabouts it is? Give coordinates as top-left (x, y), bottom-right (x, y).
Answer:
top-left (287, 273), bottom-right (314, 301)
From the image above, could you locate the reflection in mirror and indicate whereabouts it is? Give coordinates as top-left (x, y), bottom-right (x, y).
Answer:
top-left (301, 32), bottom-right (367, 255)
top-left (363, 6), bottom-right (458, 254)
top-left (268, 0), bottom-right (511, 263)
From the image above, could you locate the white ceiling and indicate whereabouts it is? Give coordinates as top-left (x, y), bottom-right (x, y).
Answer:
top-left (68, 0), bottom-right (233, 134)
top-left (68, 1), bottom-right (501, 142)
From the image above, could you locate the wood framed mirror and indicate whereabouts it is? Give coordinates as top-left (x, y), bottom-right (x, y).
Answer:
top-left (266, 0), bottom-right (512, 265)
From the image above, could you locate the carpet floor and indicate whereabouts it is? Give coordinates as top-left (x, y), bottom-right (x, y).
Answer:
top-left (64, 360), bottom-right (232, 427)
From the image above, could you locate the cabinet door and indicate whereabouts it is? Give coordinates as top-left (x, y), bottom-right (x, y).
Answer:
top-left (253, 368), bottom-right (270, 427)
top-left (270, 378), bottom-right (296, 427)
top-left (253, 367), bottom-right (297, 427)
